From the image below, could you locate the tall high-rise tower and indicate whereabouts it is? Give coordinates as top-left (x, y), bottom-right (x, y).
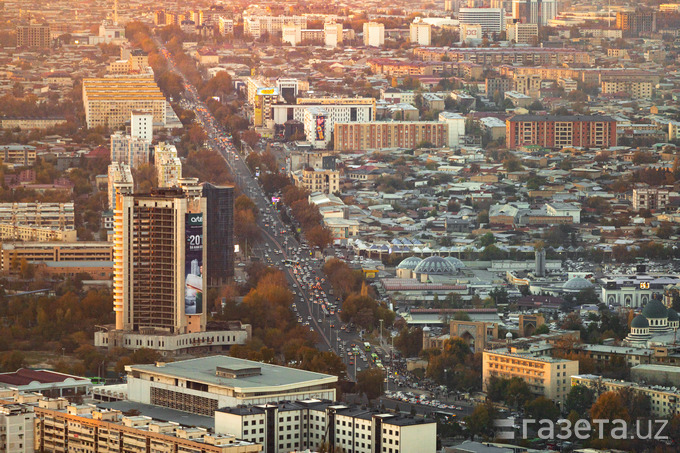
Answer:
top-left (113, 187), bottom-right (206, 334)
top-left (202, 183), bottom-right (235, 288)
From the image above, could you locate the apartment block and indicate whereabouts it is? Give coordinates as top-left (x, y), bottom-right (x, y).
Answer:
top-left (0, 117), bottom-right (66, 130)
top-left (244, 15), bottom-right (307, 39)
top-left (363, 22), bottom-right (385, 47)
top-left (410, 20), bottom-right (432, 46)
top-left (0, 241), bottom-right (113, 273)
top-left (414, 47), bottom-right (592, 66)
top-left (334, 121), bottom-right (448, 151)
top-left (483, 349), bottom-right (579, 403)
top-left (107, 162), bottom-right (133, 210)
top-left (216, 399), bottom-right (436, 453)
top-left (155, 142), bottom-right (183, 188)
top-left (110, 132), bottom-right (151, 167)
top-left (0, 202), bottom-right (74, 229)
top-left (458, 8), bottom-right (505, 34)
top-left (507, 22), bottom-right (538, 44)
top-left (218, 17), bottom-right (234, 35)
top-left (632, 187), bottom-right (671, 211)
top-left (0, 145), bottom-right (36, 166)
top-left (292, 168), bottom-right (340, 194)
top-left (16, 23), bottom-right (51, 48)
top-left (601, 80), bottom-right (653, 99)
top-left (506, 114), bottom-right (617, 149)
top-left (34, 399), bottom-right (261, 453)
top-left (0, 404), bottom-right (33, 453)
top-left (572, 375), bottom-right (680, 418)
top-left (616, 9), bottom-right (657, 35)
top-left (82, 76), bottom-right (166, 129)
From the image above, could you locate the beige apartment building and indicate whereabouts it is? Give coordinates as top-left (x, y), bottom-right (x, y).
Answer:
top-left (572, 375), bottom-right (680, 418)
top-left (16, 23), bottom-right (51, 48)
top-left (0, 117), bottom-right (66, 130)
top-left (601, 80), bottom-right (653, 99)
top-left (34, 398), bottom-right (262, 453)
top-left (483, 349), bottom-right (579, 403)
top-left (334, 121), bottom-right (448, 151)
top-left (156, 142), bottom-right (183, 188)
top-left (292, 168), bottom-right (340, 194)
top-left (0, 145), bottom-right (37, 166)
top-left (82, 76), bottom-right (166, 129)
top-left (0, 242), bottom-right (113, 272)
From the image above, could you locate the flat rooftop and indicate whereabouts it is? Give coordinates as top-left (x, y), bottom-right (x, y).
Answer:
top-left (128, 356), bottom-right (337, 392)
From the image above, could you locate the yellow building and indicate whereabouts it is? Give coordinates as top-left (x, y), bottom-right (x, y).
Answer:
top-left (82, 76), bottom-right (166, 129)
top-left (35, 398), bottom-right (262, 453)
top-left (291, 168), bottom-right (340, 194)
top-left (483, 349), bottom-right (579, 403)
top-left (601, 80), bottom-right (653, 99)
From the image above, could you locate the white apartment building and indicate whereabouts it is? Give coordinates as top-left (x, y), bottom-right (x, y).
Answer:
top-left (110, 132), bottom-right (150, 167)
top-left (439, 111), bottom-right (466, 147)
top-left (459, 8), bottom-right (505, 34)
top-left (483, 349), bottom-right (579, 404)
top-left (216, 399), bottom-right (436, 453)
top-left (244, 15), bottom-right (307, 39)
top-left (410, 19), bottom-right (432, 46)
top-left (363, 22), bottom-right (385, 47)
top-left (130, 111), bottom-right (153, 142)
top-left (155, 142), bottom-right (183, 188)
top-left (0, 202), bottom-right (74, 229)
top-left (282, 24), bottom-right (303, 46)
top-left (324, 22), bottom-right (343, 47)
top-left (572, 374), bottom-right (680, 419)
top-left (0, 404), bottom-right (34, 453)
top-left (107, 163), bottom-right (134, 210)
top-left (218, 16), bottom-right (234, 35)
top-left (507, 22), bottom-right (538, 44)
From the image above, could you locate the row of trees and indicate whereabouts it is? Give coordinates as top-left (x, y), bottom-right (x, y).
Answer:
top-left (281, 185), bottom-right (333, 249)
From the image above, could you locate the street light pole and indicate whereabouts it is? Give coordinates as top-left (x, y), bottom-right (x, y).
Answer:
top-left (379, 319), bottom-right (384, 349)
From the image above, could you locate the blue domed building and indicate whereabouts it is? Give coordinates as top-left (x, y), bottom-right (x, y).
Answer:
top-left (413, 256), bottom-right (458, 282)
top-left (623, 299), bottom-right (680, 347)
top-left (396, 256), bottom-right (423, 279)
top-left (562, 277), bottom-right (595, 294)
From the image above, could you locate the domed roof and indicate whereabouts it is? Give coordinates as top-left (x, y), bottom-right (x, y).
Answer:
top-left (397, 256), bottom-right (423, 270)
top-left (631, 314), bottom-right (649, 328)
top-left (563, 277), bottom-right (594, 291)
top-left (445, 257), bottom-right (466, 269)
top-left (413, 256), bottom-right (456, 275)
top-left (642, 299), bottom-right (668, 319)
top-left (668, 309), bottom-right (679, 322)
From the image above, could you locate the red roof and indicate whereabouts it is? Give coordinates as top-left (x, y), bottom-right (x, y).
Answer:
top-left (0, 368), bottom-right (82, 386)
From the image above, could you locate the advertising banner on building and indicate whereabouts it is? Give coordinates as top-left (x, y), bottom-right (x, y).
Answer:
top-left (315, 116), bottom-right (326, 141)
top-left (185, 213), bottom-right (203, 314)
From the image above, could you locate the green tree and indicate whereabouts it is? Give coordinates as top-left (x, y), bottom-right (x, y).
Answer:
top-left (478, 232), bottom-right (495, 247)
top-left (525, 396), bottom-right (560, 422)
top-left (534, 324), bottom-right (549, 335)
top-left (356, 368), bottom-right (384, 401)
top-left (565, 385), bottom-right (594, 415)
top-left (466, 402), bottom-right (496, 440)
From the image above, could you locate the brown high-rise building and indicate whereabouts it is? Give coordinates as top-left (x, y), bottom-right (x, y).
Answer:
top-left (616, 9), bottom-right (657, 35)
top-left (114, 187), bottom-right (206, 334)
top-left (506, 115), bottom-right (617, 149)
top-left (16, 23), bottom-right (51, 48)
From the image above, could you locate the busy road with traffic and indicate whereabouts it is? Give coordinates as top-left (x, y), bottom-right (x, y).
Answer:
top-left (156, 43), bottom-right (391, 382)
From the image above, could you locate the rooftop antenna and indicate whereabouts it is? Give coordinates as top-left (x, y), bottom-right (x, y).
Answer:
top-left (114, 0), bottom-right (119, 25)
top-left (608, 0), bottom-right (611, 29)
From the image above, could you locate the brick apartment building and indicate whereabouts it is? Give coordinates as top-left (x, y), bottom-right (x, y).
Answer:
top-left (506, 114), bottom-right (617, 149)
